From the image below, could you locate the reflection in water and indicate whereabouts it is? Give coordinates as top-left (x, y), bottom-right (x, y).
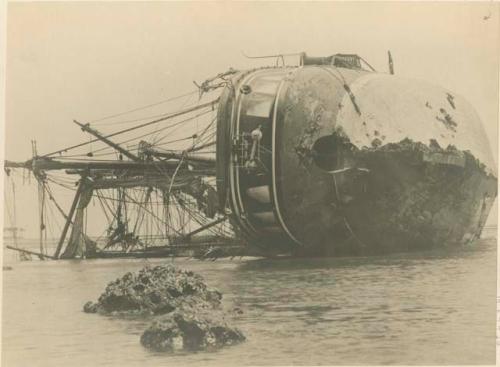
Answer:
top-left (2, 237), bottom-right (496, 366)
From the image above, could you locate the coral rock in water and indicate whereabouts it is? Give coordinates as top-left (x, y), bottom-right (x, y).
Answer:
top-left (140, 307), bottom-right (245, 352)
top-left (83, 265), bottom-right (222, 315)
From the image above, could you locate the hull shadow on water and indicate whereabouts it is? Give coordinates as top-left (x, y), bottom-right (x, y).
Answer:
top-left (237, 238), bottom-right (495, 271)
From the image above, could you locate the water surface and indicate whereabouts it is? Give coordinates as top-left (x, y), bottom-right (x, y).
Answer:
top-left (2, 235), bottom-right (497, 366)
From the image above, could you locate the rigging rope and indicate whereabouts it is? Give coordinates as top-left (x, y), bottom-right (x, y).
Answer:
top-left (42, 99), bottom-right (219, 158)
top-left (90, 90), bottom-right (198, 124)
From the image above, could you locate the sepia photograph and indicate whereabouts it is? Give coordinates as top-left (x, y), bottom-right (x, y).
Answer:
top-left (1, 1), bottom-right (499, 366)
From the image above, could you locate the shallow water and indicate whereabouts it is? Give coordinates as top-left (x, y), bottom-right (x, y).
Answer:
top-left (2, 234), bottom-right (497, 366)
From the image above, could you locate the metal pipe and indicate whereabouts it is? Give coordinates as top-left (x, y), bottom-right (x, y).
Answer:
top-left (53, 179), bottom-right (86, 258)
top-left (73, 120), bottom-right (140, 161)
top-left (6, 245), bottom-right (55, 260)
top-left (145, 148), bottom-right (216, 164)
top-left (178, 216), bottom-right (228, 241)
top-left (5, 158), bottom-right (187, 171)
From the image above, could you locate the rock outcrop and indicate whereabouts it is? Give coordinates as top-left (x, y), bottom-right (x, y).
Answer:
top-left (140, 307), bottom-right (245, 352)
top-left (83, 265), bottom-right (221, 315)
top-left (84, 264), bottom-right (246, 353)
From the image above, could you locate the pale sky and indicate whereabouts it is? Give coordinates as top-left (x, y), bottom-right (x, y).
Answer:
top-left (2, 1), bottom-right (499, 238)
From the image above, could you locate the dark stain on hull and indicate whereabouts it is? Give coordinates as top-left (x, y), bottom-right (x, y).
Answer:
top-left (292, 137), bottom-right (497, 257)
top-left (436, 108), bottom-right (458, 132)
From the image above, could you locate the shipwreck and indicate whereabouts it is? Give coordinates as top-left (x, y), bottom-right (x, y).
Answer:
top-left (3, 51), bottom-right (497, 259)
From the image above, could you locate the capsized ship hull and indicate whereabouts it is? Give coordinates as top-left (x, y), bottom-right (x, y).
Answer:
top-left (216, 64), bottom-right (497, 256)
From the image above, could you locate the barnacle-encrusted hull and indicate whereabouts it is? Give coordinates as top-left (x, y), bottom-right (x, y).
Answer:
top-left (216, 66), bottom-right (497, 256)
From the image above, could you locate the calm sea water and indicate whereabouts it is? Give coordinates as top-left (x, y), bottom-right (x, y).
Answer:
top-left (2, 232), bottom-right (497, 366)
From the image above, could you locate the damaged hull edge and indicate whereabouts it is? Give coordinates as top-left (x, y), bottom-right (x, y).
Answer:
top-left (217, 66), bottom-right (497, 256)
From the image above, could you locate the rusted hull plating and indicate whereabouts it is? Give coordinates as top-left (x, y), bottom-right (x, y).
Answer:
top-left (216, 66), bottom-right (497, 256)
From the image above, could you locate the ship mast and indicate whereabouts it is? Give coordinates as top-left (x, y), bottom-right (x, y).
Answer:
top-left (4, 75), bottom-right (235, 259)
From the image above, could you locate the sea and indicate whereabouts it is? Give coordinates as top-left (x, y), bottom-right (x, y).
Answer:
top-left (2, 229), bottom-right (498, 366)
